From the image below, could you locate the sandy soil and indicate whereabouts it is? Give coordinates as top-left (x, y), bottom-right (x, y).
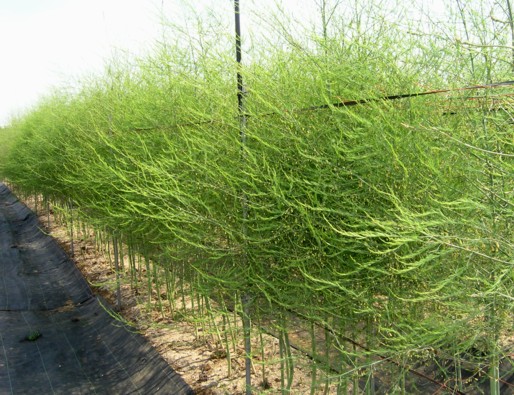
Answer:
top-left (25, 197), bottom-right (340, 395)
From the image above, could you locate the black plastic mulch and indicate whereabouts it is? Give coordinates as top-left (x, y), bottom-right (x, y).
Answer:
top-left (0, 183), bottom-right (194, 394)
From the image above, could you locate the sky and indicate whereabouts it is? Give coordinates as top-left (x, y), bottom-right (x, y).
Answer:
top-left (0, 0), bottom-right (169, 126)
top-left (0, 0), bottom-right (450, 127)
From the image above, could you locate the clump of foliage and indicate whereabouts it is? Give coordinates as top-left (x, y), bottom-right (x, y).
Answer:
top-left (2, 0), bottom-right (514, 393)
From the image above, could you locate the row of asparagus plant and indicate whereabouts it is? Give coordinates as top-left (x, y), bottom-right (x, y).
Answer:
top-left (2, 1), bottom-right (514, 392)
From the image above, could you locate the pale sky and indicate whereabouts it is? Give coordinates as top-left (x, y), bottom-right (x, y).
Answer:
top-left (0, 0), bottom-right (450, 127)
top-left (0, 0), bottom-right (170, 126)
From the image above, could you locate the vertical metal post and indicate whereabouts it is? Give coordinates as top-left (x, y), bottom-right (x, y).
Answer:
top-left (235, 0), bottom-right (246, 148)
top-left (234, 1), bottom-right (252, 394)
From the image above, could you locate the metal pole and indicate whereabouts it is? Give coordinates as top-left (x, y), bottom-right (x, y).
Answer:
top-left (235, 0), bottom-right (245, 123)
top-left (234, 1), bottom-right (252, 394)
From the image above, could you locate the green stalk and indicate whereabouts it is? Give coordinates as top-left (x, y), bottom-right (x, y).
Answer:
top-left (259, 329), bottom-right (266, 388)
top-left (222, 313), bottom-right (233, 377)
top-left (68, 200), bottom-right (75, 257)
top-left (45, 198), bottom-right (50, 228)
top-left (112, 235), bottom-right (122, 310)
top-left (322, 324), bottom-right (333, 395)
top-left (310, 321), bottom-right (318, 395)
top-left (455, 351), bottom-right (463, 392)
top-left (165, 264), bottom-right (176, 314)
top-left (283, 329), bottom-right (294, 393)
top-left (241, 293), bottom-right (253, 395)
top-left (280, 330), bottom-right (286, 394)
top-left (144, 253), bottom-right (153, 312)
top-left (153, 259), bottom-right (164, 317)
